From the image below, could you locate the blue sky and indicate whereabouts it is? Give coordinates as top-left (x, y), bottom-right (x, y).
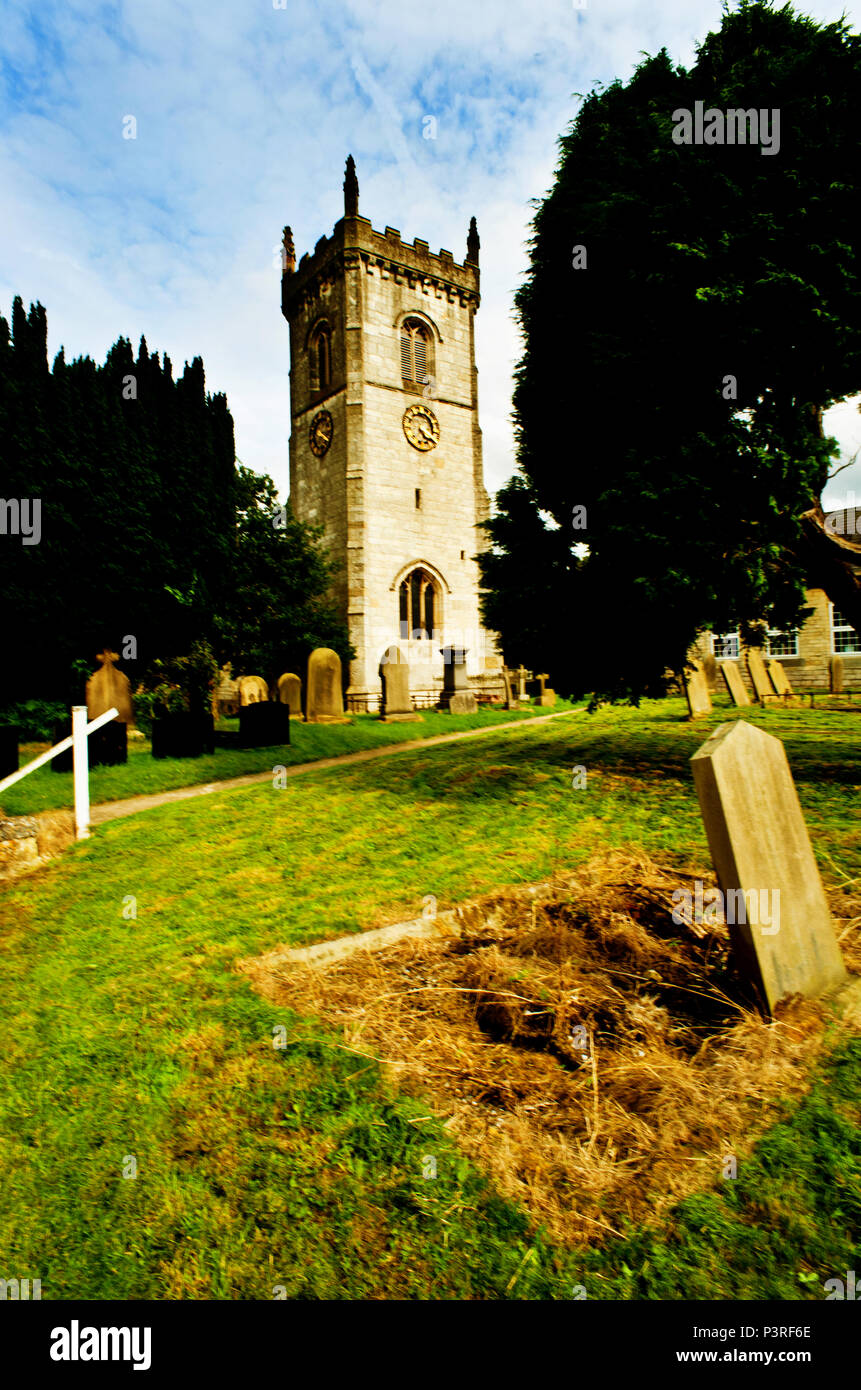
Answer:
top-left (1, 0), bottom-right (859, 507)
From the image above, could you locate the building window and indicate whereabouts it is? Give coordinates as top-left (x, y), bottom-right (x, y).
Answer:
top-left (832, 606), bottom-right (861, 655)
top-left (400, 318), bottom-right (432, 384)
top-left (399, 567), bottom-right (437, 639)
top-left (766, 627), bottom-right (799, 658)
top-left (712, 631), bottom-right (740, 659)
top-left (309, 325), bottom-right (332, 392)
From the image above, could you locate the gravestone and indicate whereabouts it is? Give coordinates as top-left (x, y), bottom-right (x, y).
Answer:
top-left (830, 655), bottom-right (844, 694)
top-left (720, 660), bottom-right (751, 708)
top-left (238, 676), bottom-right (269, 706)
top-left (151, 712), bottom-right (215, 759)
top-left (379, 647), bottom-right (420, 722)
top-left (691, 721), bottom-right (847, 1013)
top-left (746, 649), bottom-right (778, 703)
top-left (86, 649), bottom-right (134, 726)
top-left (501, 668), bottom-right (516, 710)
top-left (277, 673), bottom-right (303, 719)
top-left (439, 646), bottom-right (478, 715)
top-left (51, 718), bottom-right (73, 773)
top-left (515, 665), bottom-right (530, 701)
top-left (533, 673), bottom-right (557, 708)
top-left (767, 660), bottom-right (795, 698)
top-left (215, 666), bottom-right (240, 718)
top-left (306, 648), bottom-right (348, 723)
top-left (702, 653), bottom-right (718, 691)
top-left (683, 660), bottom-right (712, 719)
top-left (0, 728), bottom-right (18, 780)
top-left (239, 702), bottom-right (290, 747)
top-left (89, 721), bottom-right (127, 766)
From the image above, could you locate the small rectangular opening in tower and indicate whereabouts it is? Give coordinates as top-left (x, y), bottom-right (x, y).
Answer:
top-left (415, 488), bottom-right (421, 509)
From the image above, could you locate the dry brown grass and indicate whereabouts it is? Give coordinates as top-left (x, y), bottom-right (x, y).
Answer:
top-left (240, 850), bottom-right (860, 1248)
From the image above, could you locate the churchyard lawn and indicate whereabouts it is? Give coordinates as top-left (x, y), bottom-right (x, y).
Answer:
top-left (0, 701), bottom-right (577, 818)
top-left (0, 696), bottom-right (858, 1298)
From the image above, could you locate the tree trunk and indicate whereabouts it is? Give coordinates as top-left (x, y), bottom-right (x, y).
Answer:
top-left (797, 504), bottom-right (861, 636)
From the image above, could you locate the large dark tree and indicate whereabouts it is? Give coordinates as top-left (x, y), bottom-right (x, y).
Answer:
top-left (481, 0), bottom-right (861, 701)
top-left (215, 467), bottom-right (352, 689)
top-left (0, 299), bottom-right (350, 708)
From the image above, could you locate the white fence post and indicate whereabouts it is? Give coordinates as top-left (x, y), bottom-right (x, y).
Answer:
top-left (72, 705), bottom-right (90, 840)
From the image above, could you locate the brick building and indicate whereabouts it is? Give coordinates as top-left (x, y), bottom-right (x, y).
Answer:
top-left (280, 157), bottom-right (502, 712)
top-left (691, 506), bottom-right (861, 693)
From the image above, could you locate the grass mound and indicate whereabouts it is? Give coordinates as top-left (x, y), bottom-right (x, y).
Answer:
top-left (243, 850), bottom-right (859, 1249)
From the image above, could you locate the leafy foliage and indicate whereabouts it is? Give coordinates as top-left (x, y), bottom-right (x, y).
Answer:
top-left (0, 299), bottom-right (350, 708)
top-left (482, 0), bottom-right (861, 701)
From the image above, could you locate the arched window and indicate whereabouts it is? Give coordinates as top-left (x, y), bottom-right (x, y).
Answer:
top-left (310, 325), bottom-right (332, 392)
top-left (399, 567), bottom-right (437, 640)
top-left (400, 318), bottom-right (432, 384)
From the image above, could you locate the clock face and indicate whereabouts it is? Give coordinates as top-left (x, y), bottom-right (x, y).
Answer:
top-left (403, 403), bottom-right (440, 451)
top-left (309, 409), bottom-right (333, 457)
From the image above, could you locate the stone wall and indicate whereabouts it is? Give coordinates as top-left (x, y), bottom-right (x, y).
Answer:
top-left (0, 809), bottom-right (76, 882)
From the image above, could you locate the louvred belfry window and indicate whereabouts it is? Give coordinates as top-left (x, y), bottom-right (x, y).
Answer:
top-left (400, 319), bottom-right (432, 383)
top-left (310, 325), bottom-right (332, 392)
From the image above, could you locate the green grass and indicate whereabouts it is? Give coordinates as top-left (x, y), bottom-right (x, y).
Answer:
top-left (0, 696), bottom-right (858, 1298)
top-left (0, 700), bottom-right (577, 817)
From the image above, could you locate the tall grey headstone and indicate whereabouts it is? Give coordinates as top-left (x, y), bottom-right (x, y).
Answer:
top-left (691, 721), bottom-right (847, 1013)
top-left (830, 655), bottom-right (844, 695)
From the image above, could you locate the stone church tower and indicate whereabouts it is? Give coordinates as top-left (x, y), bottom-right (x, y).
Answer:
top-left (280, 156), bottom-right (501, 711)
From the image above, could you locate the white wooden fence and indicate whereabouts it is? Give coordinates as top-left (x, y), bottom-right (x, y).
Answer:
top-left (0, 706), bottom-right (119, 841)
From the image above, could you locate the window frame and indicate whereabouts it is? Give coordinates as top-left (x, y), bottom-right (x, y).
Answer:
top-left (400, 318), bottom-right (434, 387)
top-left (831, 604), bottom-right (861, 655)
top-left (765, 626), bottom-right (800, 658)
top-left (711, 631), bottom-right (740, 660)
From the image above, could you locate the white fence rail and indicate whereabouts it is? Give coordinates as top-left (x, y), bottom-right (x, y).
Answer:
top-left (0, 706), bottom-right (119, 841)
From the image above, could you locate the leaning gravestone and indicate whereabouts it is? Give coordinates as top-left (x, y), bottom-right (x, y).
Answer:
top-left (439, 646), bottom-right (478, 715)
top-left (768, 660), bottom-right (795, 698)
top-left (691, 721), bottom-right (847, 1013)
top-left (238, 676), bottom-right (269, 706)
top-left (683, 660), bottom-right (712, 719)
top-left (720, 660), bottom-right (751, 708)
top-left (379, 647), bottom-right (420, 722)
top-left (306, 649), bottom-right (348, 723)
top-left (746, 649), bottom-right (778, 703)
top-left (830, 655), bottom-right (844, 695)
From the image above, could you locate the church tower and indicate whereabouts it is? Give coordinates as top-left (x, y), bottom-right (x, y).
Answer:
top-left (281, 156), bottom-right (500, 711)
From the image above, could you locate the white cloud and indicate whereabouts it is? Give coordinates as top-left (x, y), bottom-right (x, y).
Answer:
top-left (0, 0), bottom-right (858, 505)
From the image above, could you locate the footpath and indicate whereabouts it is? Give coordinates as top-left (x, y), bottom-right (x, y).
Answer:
top-left (91, 707), bottom-right (583, 826)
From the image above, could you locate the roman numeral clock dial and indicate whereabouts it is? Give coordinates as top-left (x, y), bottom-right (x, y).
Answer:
top-left (309, 409), bottom-right (333, 457)
top-left (403, 403), bottom-right (440, 451)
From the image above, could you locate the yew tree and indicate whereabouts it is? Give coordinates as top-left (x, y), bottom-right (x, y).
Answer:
top-left (481, 0), bottom-right (861, 701)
